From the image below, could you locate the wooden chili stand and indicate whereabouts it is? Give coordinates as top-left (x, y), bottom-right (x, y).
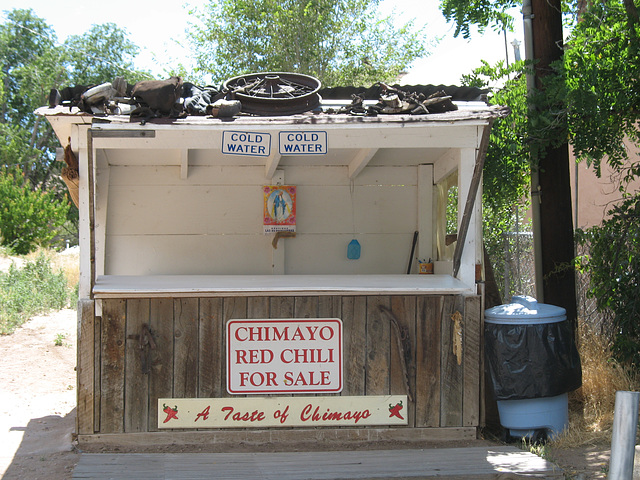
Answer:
top-left (41, 99), bottom-right (506, 448)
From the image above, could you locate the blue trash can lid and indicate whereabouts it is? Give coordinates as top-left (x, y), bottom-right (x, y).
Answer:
top-left (485, 295), bottom-right (566, 324)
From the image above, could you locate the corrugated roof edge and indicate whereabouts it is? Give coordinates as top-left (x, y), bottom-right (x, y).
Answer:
top-left (318, 84), bottom-right (489, 102)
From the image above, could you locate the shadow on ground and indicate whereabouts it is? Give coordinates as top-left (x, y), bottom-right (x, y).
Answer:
top-left (2, 408), bottom-right (79, 480)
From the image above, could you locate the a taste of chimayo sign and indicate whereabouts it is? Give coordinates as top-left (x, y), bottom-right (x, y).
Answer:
top-left (158, 318), bottom-right (408, 429)
top-left (227, 318), bottom-right (342, 394)
top-left (158, 395), bottom-right (408, 429)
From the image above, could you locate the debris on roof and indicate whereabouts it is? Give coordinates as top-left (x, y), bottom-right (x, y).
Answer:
top-left (47, 72), bottom-right (498, 122)
top-left (329, 83), bottom-right (458, 116)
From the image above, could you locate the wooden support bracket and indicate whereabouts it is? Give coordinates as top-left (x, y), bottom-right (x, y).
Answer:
top-left (349, 148), bottom-right (378, 179)
top-left (265, 152), bottom-right (282, 180)
top-left (453, 121), bottom-right (493, 278)
top-left (180, 149), bottom-right (189, 180)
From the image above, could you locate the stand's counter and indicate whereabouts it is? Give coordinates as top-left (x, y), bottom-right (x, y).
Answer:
top-left (92, 274), bottom-right (472, 298)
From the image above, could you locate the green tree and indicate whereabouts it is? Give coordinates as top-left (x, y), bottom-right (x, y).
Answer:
top-left (440, 0), bottom-right (517, 38)
top-left (565, 0), bottom-right (640, 186)
top-left (0, 9), bottom-right (148, 248)
top-left (564, 0), bottom-right (640, 366)
top-left (0, 168), bottom-right (69, 254)
top-left (63, 23), bottom-right (151, 86)
top-left (450, 0), bottom-right (640, 366)
top-left (462, 60), bottom-right (532, 300)
top-left (185, 0), bottom-right (428, 87)
top-left (1, 10), bottom-right (150, 188)
top-left (441, 0), bottom-right (578, 329)
top-left (0, 9), bottom-right (62, 188)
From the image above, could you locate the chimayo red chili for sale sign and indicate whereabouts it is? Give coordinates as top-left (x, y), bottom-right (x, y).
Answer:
top-left (227, 318), bottom-right (343, 394)
top-left (157, 396), bottom-right (408, 428)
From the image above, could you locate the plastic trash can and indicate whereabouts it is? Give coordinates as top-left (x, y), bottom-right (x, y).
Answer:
top-left (485, 295), bottom-right (582, 440)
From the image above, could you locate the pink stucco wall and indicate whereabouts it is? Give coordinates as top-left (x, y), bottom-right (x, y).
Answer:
top-left (570, 150), bottom-right (640, 229)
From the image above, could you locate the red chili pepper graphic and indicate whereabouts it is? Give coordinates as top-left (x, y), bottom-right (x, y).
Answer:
top-left (388, 401), bottom-right (404, 420)
top-left (162, 404), bottom-right (179, 423)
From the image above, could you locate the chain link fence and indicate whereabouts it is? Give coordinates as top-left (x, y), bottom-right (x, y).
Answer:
top-left (575, 238), bottom-right (615, 339)
top-left (491, 230), bottom-right (614, 340)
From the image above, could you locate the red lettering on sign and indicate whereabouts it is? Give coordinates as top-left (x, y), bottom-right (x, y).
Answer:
top-left (283, 371), bottom-right (330, 386)
top-left (221, 406), bottom-right (265, 422)
top-left (280, 349), bottom-right (334, 364)
top-left (291, 327), bottom-right (305, 341)
top-left (299, 404), bottom-right (371, 424)
top-left (236, 349), bottom-right (274, 364)
top-left (239, 371), bottom-right (278, 387)
top-left (195, 405), bottom-right (210, 422)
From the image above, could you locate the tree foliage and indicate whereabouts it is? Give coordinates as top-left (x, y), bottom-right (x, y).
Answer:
top-left (450, 0), bottom-right (640, 364)
top-left (0, 9), bottom-right (61, 189)
top-left (0, 9), bottom-right (60, 129)
top-left (577, 195), bottom-right (640, 366)
top-left (0, 10), bottom-right (148, 189)
top-left (440, 0), bottom-right (517, 38)
top-left (0, 168), bottom-right (68, 254)
top-left (186, 0), bottom-right (428, 87)
top-left (462, 60), bottom-right (533, 298)
top-left (0, 8), bottom-right (148, 249)
top-left (565, 0), bottom-right (640, 185)
top-left (63, 23), bottom-right (150, 86)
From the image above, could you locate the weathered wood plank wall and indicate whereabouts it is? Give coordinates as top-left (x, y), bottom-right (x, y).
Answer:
top-left (84, 294), bottom-right (481, 436)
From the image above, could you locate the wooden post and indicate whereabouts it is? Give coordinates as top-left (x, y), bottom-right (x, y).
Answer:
top-left (609, 391), bottom-right (640, 480)
top-left (76, 299), bottom-right (95, 434)
top-left (529, 0), bottom-right (578, 328)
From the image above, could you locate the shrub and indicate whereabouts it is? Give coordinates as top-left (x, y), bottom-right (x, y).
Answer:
top-left (0, 168), bottom-right (69, 255)
top-left (578, 193), bottom-right (640, 367)
top-left (0, 253), bottom-right (69, 334)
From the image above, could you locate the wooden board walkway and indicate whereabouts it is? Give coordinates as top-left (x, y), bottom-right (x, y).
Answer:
top-left (72, 446), bottom-right (563, 479)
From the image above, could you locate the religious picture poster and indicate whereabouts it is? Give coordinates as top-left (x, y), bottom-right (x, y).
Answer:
top-left (263, 185), bottom-right (296, 233)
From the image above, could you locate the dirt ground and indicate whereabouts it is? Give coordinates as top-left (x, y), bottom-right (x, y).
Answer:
top-left (0, 308), bottom-right (78, 480)
top-left (0, 307), bottom-right (615, 480)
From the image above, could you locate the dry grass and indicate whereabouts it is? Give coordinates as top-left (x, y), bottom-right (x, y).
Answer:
top-left (24, 247), bottom-right (79, 290)
top-left (551, 320), bottom-right (640, 448)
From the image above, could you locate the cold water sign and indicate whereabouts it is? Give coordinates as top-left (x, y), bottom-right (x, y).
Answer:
top-left (222, 131), bottom-right (271, 156)
top-left (279, 131), bottom-right (327, 155)
top-left (227, 318), bottom-right (342, 394)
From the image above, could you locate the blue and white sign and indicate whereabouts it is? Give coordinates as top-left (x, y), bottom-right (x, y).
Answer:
top-left (279, 131), bottom-right (327, 155)
top-left (222, 131), bottom-right (271, 157)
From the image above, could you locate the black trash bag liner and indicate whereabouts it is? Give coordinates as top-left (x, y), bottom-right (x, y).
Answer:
top-left (485, 320), bottom-right (582, 401)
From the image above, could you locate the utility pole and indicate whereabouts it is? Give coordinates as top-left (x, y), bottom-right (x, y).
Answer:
top-left (524, 0), bottom-right (578, 327)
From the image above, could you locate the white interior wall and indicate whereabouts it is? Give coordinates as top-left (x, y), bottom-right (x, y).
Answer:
top-left (103, 158), bottom-right (425, 276)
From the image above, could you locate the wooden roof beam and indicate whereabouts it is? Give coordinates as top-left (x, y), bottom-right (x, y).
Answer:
top-left (265, 152), bottom-right (282, 180)
top-left (348, 148), bottom-right (378, 179)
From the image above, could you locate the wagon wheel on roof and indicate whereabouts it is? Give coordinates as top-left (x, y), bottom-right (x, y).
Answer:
top-left (223, 72), bottom-right (321, 116)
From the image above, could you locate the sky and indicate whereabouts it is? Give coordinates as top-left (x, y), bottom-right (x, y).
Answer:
top-left (1, 0), bottom-right (524, 86)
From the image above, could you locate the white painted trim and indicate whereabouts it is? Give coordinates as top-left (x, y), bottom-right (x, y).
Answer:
top-left (87, 123), bottom-right (486, 152)
top-left (457, 147), bottom-right (479, 287)
top-left (93, 274), bottom-right (473, 298)
top-left (94, 150), bottom-right (110, 278)
top-left (417, 164), bottom-right (434, 267)
top-left (75, 125), bottom-right (92, 299)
